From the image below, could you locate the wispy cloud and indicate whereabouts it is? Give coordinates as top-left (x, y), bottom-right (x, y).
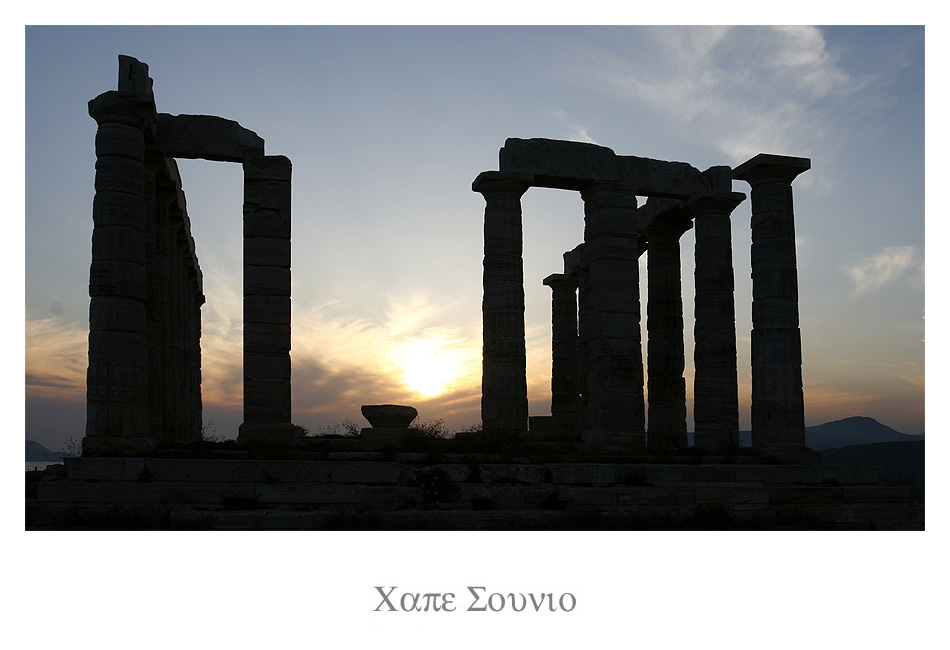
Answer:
top-left (552, 110), bottom-right (598, 144)
top-left (25, 314), bottom-right (87, 400)
top-left (843, 245), bottom-right (922, 294)
top-left (561, 26), bottom-right (873, 163)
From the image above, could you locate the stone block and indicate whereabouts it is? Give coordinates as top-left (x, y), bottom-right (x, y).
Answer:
top-left (244, 237), bottom-right (291, 268)
top-left (695, 487), bottom-right (769, 505)
top-left (244, 211), bottom-right (290, 238)
top-left (89, 296), bottom-right (146, 332)
top-left (360, 428), bottom-right (412, 443)
top-left (317, 461), bottom-right (400, 484)
top-left (145, 459), bottom-right (235, 482)
top-left (65, 457), bottom-right (146, 481)
top-left (93, 192), bottom-right (145, 227)
top-left (244, 181), bottom-right (292, 211)
top-left (479, 464), bottom-right (549, 484)
top-left (404, 464), bottom-right (470, 483)
top-left (157, 113), bottom-right (264, 162)
top-left (558, 486), bottom-right (618, 506)
top-left (499, 138), bottom-right (617, 188)
top-left (244, 322), bottom-right (291, 353)
top-left (244, 295), bottom-right (291, 324)
top-left (244, 155), bottom-right (292, 182)
top-left (548, 464), bottom-right (618, 484)
top-left (36, 480), bottom-right (158, 503)
top-left (244, 353), bottom-right (291, 381)
top-left (94, 161), bottom-right (146, 196)
top-left (256, 484), bottom-right (360, 504)
top-left (244, 266), bottom-right (291, 296)
top-left (87, 331), bottom-right (148, 368)
top-left (95, 123), bottom-right (147, 159)
top-left (770, 487), bottom-right (843, 505)
top-left (89, 259), bottom-right (147, 299)
top-left (359, 486), bottom-right (425, 508)
top-left (840, 486), bottom-right (912, 503)
top-left (616, 155), bottom-right (709, 198)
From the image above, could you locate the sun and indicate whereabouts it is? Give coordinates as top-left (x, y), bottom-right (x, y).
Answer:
top-left (393, 336), bottom-right (468, 397)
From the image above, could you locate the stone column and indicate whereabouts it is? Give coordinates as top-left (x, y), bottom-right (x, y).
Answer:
top-left (579, 182), bottom-right (644, 441)
top-left (682, 193), bottom-right (745, 449)
top-left (143, 149), bottom-right (163, 441)
top-left (733, 154), bottom-right (810, 450)
top-left (473, 172), bottom-right (532, 434)
top-left (543, 273), bottom-right (580, 440)
top-left (84, 87), bottom-right (158, 457)
top-left (643, 213), bottom-right (691, 449)
top-left (238, 155), bottom-right (295, 442)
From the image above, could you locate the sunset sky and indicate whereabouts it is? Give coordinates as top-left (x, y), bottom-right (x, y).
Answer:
top-left (24, 25), bottom-right (925, 452)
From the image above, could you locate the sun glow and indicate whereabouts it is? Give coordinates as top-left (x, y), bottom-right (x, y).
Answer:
top-left (393, 336), bottom-right (469, 397)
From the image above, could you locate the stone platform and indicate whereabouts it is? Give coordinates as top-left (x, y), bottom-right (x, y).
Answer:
top-left (27, 453), bottom-right (922, 530)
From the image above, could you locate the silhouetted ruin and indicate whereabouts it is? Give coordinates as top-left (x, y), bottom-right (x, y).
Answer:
top-left (83, 56), bottom-right (294, 457)
top-left (24, 56), bottom-right (922, 531)
top-left (474, 139), bottom-right (809, 457)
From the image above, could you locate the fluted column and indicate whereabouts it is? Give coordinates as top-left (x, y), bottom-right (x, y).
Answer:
top-left (734, 154), bottom-right (810, 450)
top-left (579, 182), bottom-right (643, 441)
top-left (683, 192), bottom-right (745, 449)
top-left (543, 273), bottom-right (580, 440)
top-left (473, 172), bottom-right (531, 433)
top-left (643, 214), bottom-right (691, 449)
top-left (84, 87), bottom-right (158, 457)
top-left (238, 154), bottom-right (295, 442)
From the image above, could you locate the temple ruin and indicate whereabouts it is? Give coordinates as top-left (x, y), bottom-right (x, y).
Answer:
top-left (474, 139), bottom-right (810, 454)
top-left (82, 55), bottom-right (295, 457)
top-left (26, 55), bottom-right (923, 531)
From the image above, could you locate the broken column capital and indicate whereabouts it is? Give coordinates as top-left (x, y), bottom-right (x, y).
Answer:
top-left (88, 91), bottom-right (157, 128)
top-left (472, 171), bottom-right (533, 195)
top-left (542, 273), bottom-right (578, 291)
top-left (680, 191), bottom-right (747, 217)
top-left (733, 153), bottom-right (811, 185)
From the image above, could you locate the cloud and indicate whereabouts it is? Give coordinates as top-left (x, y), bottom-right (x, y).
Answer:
top-left (24, 314), bottom-right (87, 401)
top-left (561, 26), bottom-right (869, 163)
top-left (552, 110), bottom-right (598, 144)
top-left (843, 245), bottom-right (922, 294)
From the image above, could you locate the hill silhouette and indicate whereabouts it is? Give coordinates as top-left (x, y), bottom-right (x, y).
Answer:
top-left (26, 440), bottom-right (63, 462)
top-left (804, 416), bottom-right (922, 450)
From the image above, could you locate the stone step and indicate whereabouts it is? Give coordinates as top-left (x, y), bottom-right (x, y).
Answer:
top-left (61, 458), bottom-right (880, 487)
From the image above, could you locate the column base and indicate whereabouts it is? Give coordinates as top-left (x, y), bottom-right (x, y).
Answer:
top-left (693, 431), bottom-right (740, 451)
top-left (237, 422), bottom-right (301, 443)
top-left (581, 430), bottom-right (646, 448)
top-left (359, 427), bottom-right (415, 443)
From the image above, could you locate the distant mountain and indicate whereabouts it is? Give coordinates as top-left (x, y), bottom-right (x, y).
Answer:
top-left (805, 416), bottom-right (922, 450)
top-left (26, 440), bottom-right (64, 462)
top-left (723, 416), bottom-right (921, 450)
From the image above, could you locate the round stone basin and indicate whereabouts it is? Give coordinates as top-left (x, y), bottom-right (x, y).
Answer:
top-left (361, 404), bottom-right (418, 429)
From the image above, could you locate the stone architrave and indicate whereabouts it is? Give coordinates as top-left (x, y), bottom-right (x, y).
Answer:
top-left (733, 154), bottom-right (810, 450)
top-left (543, 273), bottom-right (580, 440)
top-left (579, 182), bottom-right (644, 440)
top-left (239, 154), bottom-right (295, 442)
top-left (642, 209), bottom-right (691, 449)
top-left (473, 172), bottom-right (532, 434)
top-left (682, 192), bottom-right (746, 449)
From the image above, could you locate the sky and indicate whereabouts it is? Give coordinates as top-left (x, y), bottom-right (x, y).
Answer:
top-left (24, 25), bottom-right (926, 452)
